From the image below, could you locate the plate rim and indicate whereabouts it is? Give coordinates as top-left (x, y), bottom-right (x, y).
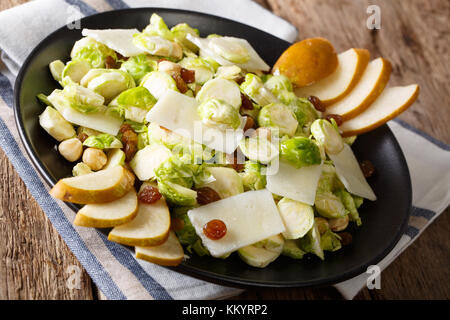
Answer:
top-left (13, 7), bottom-right (412, 288)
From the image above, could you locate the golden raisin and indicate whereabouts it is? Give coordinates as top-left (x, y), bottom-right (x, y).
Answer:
top-left (138, 186), bottom-right (162, 204)
top-left (196, 187), bottom-right (221, 205)
top-left (203, 219), bottom-right (227, 240)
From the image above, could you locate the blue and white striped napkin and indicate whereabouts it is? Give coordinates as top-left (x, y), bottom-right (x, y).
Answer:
top-left (0, 0), bottom-right (448, 300)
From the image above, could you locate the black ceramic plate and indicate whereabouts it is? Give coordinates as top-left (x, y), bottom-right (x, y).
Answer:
top-left (14, 8), bottom-right (412, 288)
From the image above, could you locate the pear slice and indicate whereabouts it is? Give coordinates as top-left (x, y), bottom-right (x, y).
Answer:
top-left (108, 196), bottom-right (171, 247)
top-left (135, 231), bottom-right (184, 267)
top-left (50, 166), bottom-right (135, 204)
top-left (340, 84), bottom-right (420, 137)
top-left (294, 48), bottom-right (370, 106)
top-left (324, 57), bottom-right (392, 120)
top-left (272, 38), bottom-right (338, 87)
top-left (74, 189), bottom-right (138, 228)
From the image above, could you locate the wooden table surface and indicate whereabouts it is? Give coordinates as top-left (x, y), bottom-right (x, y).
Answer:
top-left (0, 0), bottom-right (448, 300)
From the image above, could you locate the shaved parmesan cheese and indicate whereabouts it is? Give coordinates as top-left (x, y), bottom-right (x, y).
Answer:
top-left (187, 189), bottom-right (285, 257)
top-left (187, 34), bottom-right (270, 72)
top-left (266, 160), bottom-right (323, 205)
top-left (327, 144), bottom-right (376, 200)
top-left (47, 90), bottom-right (122, 135)
top-left (146, 90), bottom-right (244, 154)
top-left (82, 29), bottom-right (145, 57)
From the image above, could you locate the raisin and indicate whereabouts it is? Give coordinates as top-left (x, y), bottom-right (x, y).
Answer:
top-left (115, 52), bottom-right (128, 61)
top-left (124, 142), bottom-right (137, 162)
top-left (360, 160), bottom-right (375, 178)
top-left (324, 114), bottom-right (343, 126)
top-left (203, 219), bottom-right (227, 240)
top-left (243, 116), bottom-right (256, 132)
top-left (308, 95), bottom-right (326, 112)
top-left (138, 186), bottom-right (162, 204)
top-left (77, 132), bottom-right (89, 143)
top-left (196, 187), bottom-right (221, 205)
top-left (171, 73), bottom-right (188, 93)
top-left (180, 68), bottom-right (195, 84)
top-left (121, 129), bottom-right (138, 144)
top-left (171, 217), bottom-right (185, 232)
top-left (226, 152), bottom-right (244, 172)
top-left (235, 76), bottom-right (245, 85)
top-left (105, 56), bottom-right (117, 69)
top-left (119, 123), bottom-right (133, 133)
top-left (339, 232), bottom-right (353, 246)
top-left (240, 93), bottom-right (254, 110)
top-left (121, 129), bottom-right (138, 162)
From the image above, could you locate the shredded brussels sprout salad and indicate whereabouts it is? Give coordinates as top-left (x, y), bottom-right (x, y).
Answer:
top-left (40, 14), bottom-right (376, 268)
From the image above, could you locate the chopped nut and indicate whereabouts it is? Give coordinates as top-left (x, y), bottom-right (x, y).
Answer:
top-left (82, 148), bottom-right (107, 171)
top-left (58, 138), bottom-right (83, 162)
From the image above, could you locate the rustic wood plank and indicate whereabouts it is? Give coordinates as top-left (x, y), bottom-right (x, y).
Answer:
top-left (266, 0), bottom-right (450, 144)
top-left (366, 212), bottom-right (450, 299)
top-left (1, 0), bottom-right (448, 300)
top-left (0, 0), bottom-right (98, 301)
top-left (237, 0), bottom-right (450, 300)
top-left (0, 148), bottom-right (94, 299)
top-left (0, 0), bottom-right (28, 11)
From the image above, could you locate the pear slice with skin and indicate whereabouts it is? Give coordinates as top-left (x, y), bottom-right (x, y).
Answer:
top-left (135, 231), bottom-right (184, 267)
top-left (340, 84), bottom-right (420, 137)
top-left (294, 48), bottom-right (370, 106)
top-left (108, 188), bottom-right (171, 247)
top-left (50, 166), bottom-right (135, 204)
top-left (325, 57), bottom-right (392, 120)
top-left (74, 189), bottom-right (138, 228)
top-left (272, 38), bottom-right (338, 87)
